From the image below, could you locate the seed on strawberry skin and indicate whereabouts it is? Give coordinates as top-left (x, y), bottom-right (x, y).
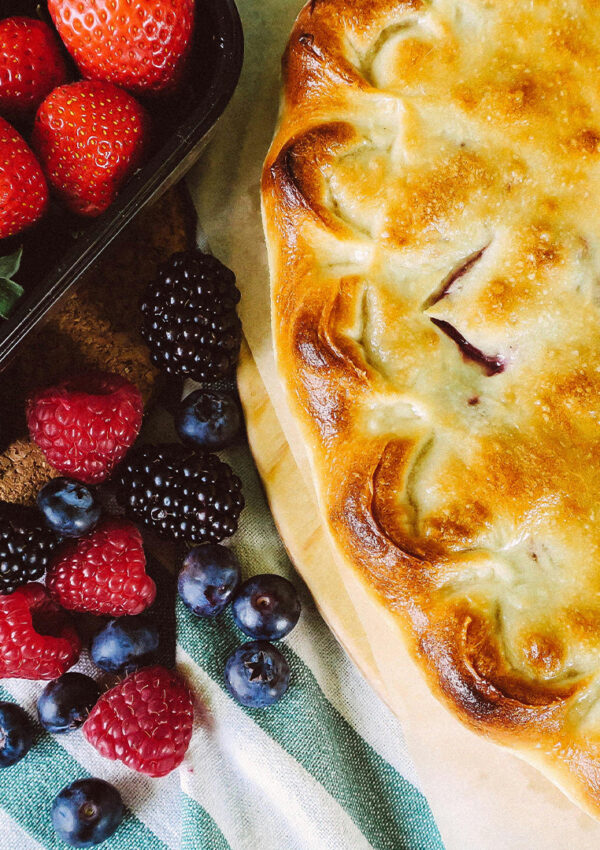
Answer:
top-left (48, 0), bottom-right (195, 95)
top-left (32, 80), bottom-right (148, 217)
top-left (0, 17), bottom-right (69, 121)
top-left (0, 116), bottom-right (48, 239)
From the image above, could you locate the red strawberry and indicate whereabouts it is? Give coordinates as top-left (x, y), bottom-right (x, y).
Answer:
top-left (32, 81), bottom-right (148, 217)
top-left (0, 17), bottom-right (68, 121)
top-left (83, 666), bottom-right (194, 777)
top-left (27, 372), bottom-right (143, 484)
top-left (48, 0), bottom-right (195, 95)
top-left (0, 117), bottom-right (48, 239)
top-left (0, 583), bottom-right (81, 680)
top-left (46, 519), bottom-right (156, 616)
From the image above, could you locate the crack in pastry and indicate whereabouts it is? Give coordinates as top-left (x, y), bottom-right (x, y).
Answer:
top-left (359, 19), bottom-right (419, 84)
top-left (429, 317), bottom-right (505, 376)
top-left (403, 434), bottom-right (434, 535)
top-left (422, 245), bottom-right (487, 309)
top-left (352, 284), bottom-right (395, 382)
top-left (263, 0), bottom-right (600, 820)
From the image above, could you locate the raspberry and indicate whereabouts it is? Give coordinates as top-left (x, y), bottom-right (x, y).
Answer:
top-left (0, 502), bottom-right (61, 595)
top-left (82, 666), bottom-right (194, 777)
top-left (117, 443), bottom-right (244, 544)
top-left (141, 250), bottom-right (241, 382)
top-left (27, 372), bottom-right (143, 484)
top-left (0, 583), bottom-right (81, 680)
top-left (46, 519), bottom-right (156, 616)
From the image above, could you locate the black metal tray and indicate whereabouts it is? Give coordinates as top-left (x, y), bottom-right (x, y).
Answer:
top-left (0, 0), bottom-right (243, 370)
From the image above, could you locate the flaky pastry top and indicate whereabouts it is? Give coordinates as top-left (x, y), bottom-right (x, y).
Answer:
top-left (263, 0), bottom-right (600, 817)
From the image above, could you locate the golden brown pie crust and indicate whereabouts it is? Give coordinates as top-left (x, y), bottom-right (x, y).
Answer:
top-left (262, 0), bottom-right (600, 818)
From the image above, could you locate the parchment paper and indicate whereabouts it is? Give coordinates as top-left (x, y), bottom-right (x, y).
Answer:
top-left (186, 0), bottom-right (600, 844)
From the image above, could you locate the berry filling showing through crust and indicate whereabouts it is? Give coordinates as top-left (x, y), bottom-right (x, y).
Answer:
top-left (424, 247), bottom-right (488, 309)
top-left (430, 318), bottom-right (505, 376)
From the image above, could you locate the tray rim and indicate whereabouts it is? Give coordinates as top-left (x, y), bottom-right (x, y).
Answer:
top-left (0, 0), bottom-right (244, 371)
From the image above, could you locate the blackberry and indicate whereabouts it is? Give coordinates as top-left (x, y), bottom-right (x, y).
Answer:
top-left (0, 502), bottom-right (61, 594)
top-left (140, 250), bottom-right (242, 382)
top-left (117, 444), bottom-right (244, 545)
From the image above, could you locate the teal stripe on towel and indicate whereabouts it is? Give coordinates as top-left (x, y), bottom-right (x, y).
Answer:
top-left (177, 603), bottom-right (443, 850)
top-left (181, 794), bottom-right (231, 850)
top-left (0, 686), bottom-right (168, 850)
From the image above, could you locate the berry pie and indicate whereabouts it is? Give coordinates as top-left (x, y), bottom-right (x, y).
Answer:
top-left (262, 0), bottom-right (600, 818)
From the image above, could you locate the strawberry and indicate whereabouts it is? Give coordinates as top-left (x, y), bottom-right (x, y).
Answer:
top-left (46, 519), bottom-right (156, 617)
top-left (0, 116), bottom-right (48, 239)
top-left (27, 372), bottom-right (143, 484)
top-left (32, 81), bottom-right (148, 217)
top-left (83, 666), bottom-right (194, 777)
top-left (0, 17), bottom-right (68, 122)
top-left (0, 583), bottom-right (81, 680)
top-left (48, 0), bottom-right (195, 95)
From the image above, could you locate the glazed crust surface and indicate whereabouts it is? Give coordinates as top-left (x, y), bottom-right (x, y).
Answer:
top-left (262, 0), bottom-right (600, 818)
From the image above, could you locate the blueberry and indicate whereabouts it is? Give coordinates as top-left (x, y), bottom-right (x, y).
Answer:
top-left (0, 702), bottom-right (33, 767)
top-left (175, 388), bottom-right (242, 451)
top-left (224, 640), bottom-right (290, 708)
top-left (37, 478), bottom-right (101, 538)
top-left (52, 778), bottom-right (124, 847)
top-left (232, 574), bottom-right (301, 640)
top-left (37, 673), bottom-right (100, 734)
top-left (178, 544), bottom-right (241, 617)
top-left (91, 617), bottom-right (159, 674)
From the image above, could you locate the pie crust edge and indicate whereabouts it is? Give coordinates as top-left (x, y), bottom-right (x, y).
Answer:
top-left (261, 0), bottom-right (600, 819)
